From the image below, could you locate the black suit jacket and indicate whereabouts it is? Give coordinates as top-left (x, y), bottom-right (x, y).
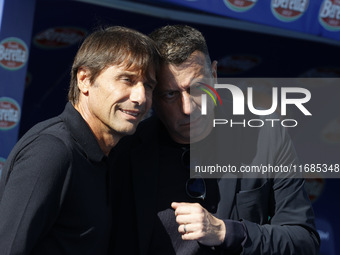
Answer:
top-left (117, 115), bottom-right (320, 255)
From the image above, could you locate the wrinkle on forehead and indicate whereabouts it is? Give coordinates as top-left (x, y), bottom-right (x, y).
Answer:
top-left (176, 51), bottom-right (208, 69)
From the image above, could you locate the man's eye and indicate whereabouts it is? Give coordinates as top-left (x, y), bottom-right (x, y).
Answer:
top-left (121, 77), bottom-right (132, 83)
top-left (165, 92), bottom-right (176, 99)
top-left (161, 91), bottom-right (179, 100)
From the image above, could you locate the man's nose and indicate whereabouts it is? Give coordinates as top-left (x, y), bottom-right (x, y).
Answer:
top-left (130, 82), bottom-right (146, 105)
top-left (181, 92), bottom-right (194, 115)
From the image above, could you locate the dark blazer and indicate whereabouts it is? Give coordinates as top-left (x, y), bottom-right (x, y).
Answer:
top-left (118, 115), bottom-right (320, 255)
top-left (0, 103), bottom-right (113, 255)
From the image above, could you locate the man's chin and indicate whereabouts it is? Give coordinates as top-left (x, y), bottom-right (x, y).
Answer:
top-left (171, 126), bottom-right (210, 144)
top-left (190, 123), bottom-right (213, 143)
top-left (127, 126), bottom-right (138, 135)
top-left (118, 124), bottom-right (138, 137)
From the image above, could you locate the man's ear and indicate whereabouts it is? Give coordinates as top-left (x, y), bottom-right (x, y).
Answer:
top-left (77, 67), bottom-right (91, 94)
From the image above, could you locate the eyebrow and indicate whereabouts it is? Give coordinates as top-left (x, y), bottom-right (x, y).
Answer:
top-left (117, 71), bottom-right (157, 86)
top-left (116, 71), bottom-right (137, 78)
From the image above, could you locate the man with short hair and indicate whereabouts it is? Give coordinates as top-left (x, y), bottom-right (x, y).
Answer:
top-left (118, 25), bottom-right (320, 254)
top-left (0, 26), bottom-right (159, 255)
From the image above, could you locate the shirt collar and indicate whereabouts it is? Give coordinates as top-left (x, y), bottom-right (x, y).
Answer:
top-left (60, 102), bottom-right (107, 162)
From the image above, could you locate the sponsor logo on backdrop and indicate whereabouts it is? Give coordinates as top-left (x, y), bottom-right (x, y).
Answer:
top-left (271, 0), bottom-right (309, 22)
top-left (33, 27), bottom-right (87, 48)
top-left (304, 173), bottom-right (325, 202)
top-left (223, 0), bottom-right (258, 12)
top-left (217, 55), bottom-right (261, 75)
top-left (0, 37), bottom-right (28, 71)
top-left (319, 0), bottom-right (340, 31)
top-left (0, 98), bottom-right (21, 130)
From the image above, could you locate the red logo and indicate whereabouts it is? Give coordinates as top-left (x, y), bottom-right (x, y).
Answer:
top-left (0, 38), bottom-right (28, 70)
top-left (319, 0), bottom-right (340, 31)
top-left (304, 174), bottom-right (325, 203)
top-left (223, 0), bottom-right (258, 12)
top-left (0, 98), bottom-right (21, 130)
top-left (271, 0), bottom-right (309, 22)
top-left (33, 27), bottom-right (87, 48)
